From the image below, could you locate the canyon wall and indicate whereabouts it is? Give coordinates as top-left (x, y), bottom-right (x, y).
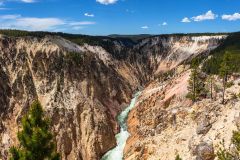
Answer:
top-left (0, 34), bottom-right (226, 160)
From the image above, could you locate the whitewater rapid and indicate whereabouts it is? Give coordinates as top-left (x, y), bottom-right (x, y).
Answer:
top-left (101, 92), bottom-right (141, 160)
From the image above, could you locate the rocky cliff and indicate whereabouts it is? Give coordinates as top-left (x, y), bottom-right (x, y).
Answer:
top-left (0, 33), bottom-right (227, 160)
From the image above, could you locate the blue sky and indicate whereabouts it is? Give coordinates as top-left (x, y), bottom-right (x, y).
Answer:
top-left (0, 0), bottom-right (239, 35)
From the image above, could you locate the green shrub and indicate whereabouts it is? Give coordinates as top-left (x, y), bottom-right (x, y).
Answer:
top-left (175, 154), bottom-right (182, 160)
top-left (65, 52), bottom-right (83, 66)
top-left (230, 93), bottom-right (238, 100)
top-left (217, 130), bottom-right (240, 160)
top-left (226, 81), bottom-right (234, 88)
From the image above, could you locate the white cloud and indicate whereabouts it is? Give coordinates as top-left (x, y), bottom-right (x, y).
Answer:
top-left (84, 13), bottom-right (94, 17)
top-left (192, 10), bottom-right (217, 22)
top-left (0, 14), bottom-right (96, 31)
top-left (72, 26), bottom-right (84, 30)
top-left (0, 0), bottom-right (36, 6)
top-left (0, 7), bottom-right (8, 10)
top-left (162, 22), bottom-right (167, 26)
top-left (69, 21), bottom-right (95, 30)
top-left (96, 0), bottom-right (118, 5)
top-left (15, 18), bottom-right (65, 30)
top-left (0, 14), bottom-right (21, 19)
top-left (181, 17), bottom-right (191, 23)
top-left (126, 9), bottom-right (135, 13)
top-left (69, 21), bottom-right (96, 26)
top-left (222, 13), bottom-right (240, 21)
top-left (141, 26), bottom-right (149, 29)
top-left (21, 0), bottom-right (35, 3)
top-left (158, 22), bottom-right (167, 26)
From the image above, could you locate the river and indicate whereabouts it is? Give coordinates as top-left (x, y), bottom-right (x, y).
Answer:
top-left (101, 92), bottom-right (141, 160)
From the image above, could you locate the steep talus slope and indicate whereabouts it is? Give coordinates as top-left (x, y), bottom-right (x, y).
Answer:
top-left (0, 33), bottom-right (226, 160)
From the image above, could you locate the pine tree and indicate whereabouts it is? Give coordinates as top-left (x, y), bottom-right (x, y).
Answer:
top-left (219, 52), bottom-right (234, 104)
top-left (187, 59), bottom-right (205, 102)
top-left (175, 154), bottom-right (182, 160)
top-left (217, 147), bottom-right (233, 160)
top-left (9, 101), bottom-right (60, 160)
top-left (232, 130), bottom-right (240, 157)
top-left (217, 130), bottom-right (240, 160)
top-left (207, 75), bottom-right (214, 100)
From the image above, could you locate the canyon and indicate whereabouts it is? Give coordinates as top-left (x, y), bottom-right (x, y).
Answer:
top-left (0, 32), bottom-right (237, 160)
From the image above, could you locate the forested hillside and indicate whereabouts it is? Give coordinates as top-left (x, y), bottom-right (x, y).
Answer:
top-left (203, 32), bottom-right (240, 74)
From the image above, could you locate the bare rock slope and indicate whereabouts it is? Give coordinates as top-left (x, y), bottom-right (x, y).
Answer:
top-left (125, 66), bottom-right (240, 160)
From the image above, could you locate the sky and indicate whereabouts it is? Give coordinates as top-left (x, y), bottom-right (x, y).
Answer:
top-left (0, 0), bottom-right (239, 35)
